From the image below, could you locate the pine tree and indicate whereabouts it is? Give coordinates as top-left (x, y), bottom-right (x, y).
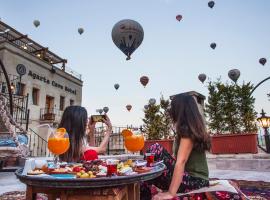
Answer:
top-left (205, 80), bottom-right (225, 133)
top-left (205, 79), bottom-right (258, 134)
top-left (142, 96), bottom-right (172, 140)
top-left (236, 82), bottom-right (257, 132)
top-left (160, 96), bottom-right (172, 139)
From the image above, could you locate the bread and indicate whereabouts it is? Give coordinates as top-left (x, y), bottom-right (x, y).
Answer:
top-left (27, 169), bottom-right (44, 175)
top-left (134, 167), bottom-right (151, 174)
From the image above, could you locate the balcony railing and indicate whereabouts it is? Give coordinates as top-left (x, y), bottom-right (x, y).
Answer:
top-left (40, 108), bottom-right (63, 122)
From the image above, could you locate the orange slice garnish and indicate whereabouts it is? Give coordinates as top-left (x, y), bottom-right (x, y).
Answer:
top-left (121, 129), bottom-right (133, 137)
top-left (55, 127), bottom-right (66, 138)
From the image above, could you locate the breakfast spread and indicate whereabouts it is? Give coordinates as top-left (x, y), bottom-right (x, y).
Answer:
top-left (25, 158), bottom-right (157, 179)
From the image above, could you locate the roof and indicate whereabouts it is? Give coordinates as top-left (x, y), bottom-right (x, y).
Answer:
top-left (0, 21), bottom-right (82, 80)
top-left (169, 91), bottom-right (206, 100)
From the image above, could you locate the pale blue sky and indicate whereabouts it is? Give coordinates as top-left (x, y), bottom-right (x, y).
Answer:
top-left (1, 0), bottom-right (270, 126)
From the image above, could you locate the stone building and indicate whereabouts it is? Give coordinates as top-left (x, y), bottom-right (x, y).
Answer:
top-left (0, 21), bottom-right (83, 157)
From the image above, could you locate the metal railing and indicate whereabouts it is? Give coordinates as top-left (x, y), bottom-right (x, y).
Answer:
top-left (0, 30), bottom-right (82, 80)
top-left (40, 108), bottom-right (63, 122)
top-left (28, 128), bottom-right (51, 157)
top-left (94, 126), bottom-right (143, 155)
top-left (0, 92), bottom-right (29, 127)
top-left (63, 66), bottom-right (82, 80)
top-left (27, 126), bottom-right (142, 157)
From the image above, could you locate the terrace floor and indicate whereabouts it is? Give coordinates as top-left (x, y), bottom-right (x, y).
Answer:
top-left (0, 151), bottom-right (270, 196)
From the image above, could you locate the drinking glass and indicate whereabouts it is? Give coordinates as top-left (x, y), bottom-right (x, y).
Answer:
top-left (145, 153), bottom-right (155, 167)
top-left (47, 128), bottom-right (70, 167)
top-left (106, 159), bottom-right (118, 176)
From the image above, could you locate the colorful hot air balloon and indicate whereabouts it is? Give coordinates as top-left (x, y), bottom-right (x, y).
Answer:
top-left (259, 58), bottom-right (267, 66)
top-left (140, 76), bottom-right (149, 87)
top-left (208, 1), bottom-right (215, 8)
top-left (78, 28), bottom-right (84, 35)
top-left (198, 74), bottom-right (207, 83)
top-left (114, 83), bottom-right (120, 90)
top-left (103, 107), bottom-right (109, 113)
top-left (112, 19), bottom-right (144, 60)
top-left (228, 69), bottom-right (240, 83)
top-left (126, 104), bottom-right (132, 111)
top-left (176, 15), bottom-right (182, 22)
top-left (210, 43), bottom-right (216, 49)
top-left (149, 98), bottom-right (156, 105)
top-left (33, 20), bottom-right (40, 28)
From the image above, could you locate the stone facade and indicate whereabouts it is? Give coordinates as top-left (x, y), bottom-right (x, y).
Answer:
top-left (0, 41), bottom-right (83, 140)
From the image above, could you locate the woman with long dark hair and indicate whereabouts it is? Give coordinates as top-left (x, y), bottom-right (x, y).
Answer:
top-left (59, 106), bottom-right (112, 162)
top-left (140, 94), bottom-right (211, 200)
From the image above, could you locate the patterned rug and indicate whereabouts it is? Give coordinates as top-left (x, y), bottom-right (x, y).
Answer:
top-left (236, 180), bottom-right (270, 200)
top-left (0, 180), bottom-right (269, 200)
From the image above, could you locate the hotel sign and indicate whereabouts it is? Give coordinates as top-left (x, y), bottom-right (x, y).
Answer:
top-left (28, 70), bottom-right (77, 95)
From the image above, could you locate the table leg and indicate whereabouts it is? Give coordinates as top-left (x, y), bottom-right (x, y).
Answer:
top-left (26, 185), bottom-right (36, 200)
top-left (48, 193), bottom-right (58, 200)
top-left (127, 183), bottom-right (140, 200)
top-left (60, 191), bottom-right (68, 200)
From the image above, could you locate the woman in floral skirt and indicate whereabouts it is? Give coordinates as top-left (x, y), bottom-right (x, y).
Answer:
top-left (141, 94), bottom-right (244, 200)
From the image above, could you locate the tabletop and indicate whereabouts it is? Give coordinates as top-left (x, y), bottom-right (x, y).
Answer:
top-left (15, 163), bottom-right (166, 189)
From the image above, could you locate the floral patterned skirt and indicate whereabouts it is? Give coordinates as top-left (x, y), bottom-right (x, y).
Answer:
top-left (140, 143), bottom-right (246, 200)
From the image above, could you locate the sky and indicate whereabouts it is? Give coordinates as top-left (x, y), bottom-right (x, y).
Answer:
top-left (1, 0), bottom-right (270, 126)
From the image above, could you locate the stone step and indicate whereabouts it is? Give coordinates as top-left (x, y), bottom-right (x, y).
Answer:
top-left (207, 158), bottom-right (270, 172)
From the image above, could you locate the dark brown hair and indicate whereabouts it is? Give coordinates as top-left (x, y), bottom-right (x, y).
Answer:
top-left (169, 94), bottom-right (210, 154)
top-left (59, 106), bottom-right (88, 162)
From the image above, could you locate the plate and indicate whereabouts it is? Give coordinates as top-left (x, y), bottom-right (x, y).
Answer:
top-left (50, 174), bottom-right (76, 179)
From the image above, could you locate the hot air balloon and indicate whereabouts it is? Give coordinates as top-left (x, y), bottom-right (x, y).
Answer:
top-left (97, 109), bottom-right (103, 115)
top-left (112, 19), bottom-right (144, 60)
top-left (149, 98), bottom-right (156, 105)
top-left (103, 107), bottom-right (109, 113)
top-left (228, 69), bottom-right (240, 83)
top-left (144, 105), bottom-right (149, 110)
top-left (176, 15), bottom-right (182, 22)
top-left (208, 1), bottom-right (215, 8)
top-left (78, 28), bottom-right (84, 35)
top-left (126, 105), bottom-right (132, 112)
top-left (210, 43), bottom-right (216, 49)
top-left (140, 76), bottom-right (149, 87)
top-left (198, 74), bottom-right (207, 83)
top-left (114, 83), bottom-right (120, 90)
top-left (259, 58), bottom-right (267, 66)
top-left (33, 20), bottom-right (40, 28)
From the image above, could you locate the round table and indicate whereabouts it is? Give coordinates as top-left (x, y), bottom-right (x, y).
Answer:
top-left (15, 163), bottom-right (165, 200)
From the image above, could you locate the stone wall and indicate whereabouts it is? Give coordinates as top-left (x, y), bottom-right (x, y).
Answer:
top-left (0, 41), bottom-right (83, 132)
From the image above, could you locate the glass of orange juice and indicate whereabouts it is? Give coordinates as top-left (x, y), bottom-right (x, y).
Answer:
top-left (48, 128), bottom-right (70, 166)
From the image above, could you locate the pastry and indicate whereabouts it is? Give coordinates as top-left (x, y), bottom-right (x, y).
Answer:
top-left (27, 169), bottom-right (44, 175)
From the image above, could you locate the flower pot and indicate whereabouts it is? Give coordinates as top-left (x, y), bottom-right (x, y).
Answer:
top-left (142, 139), bottom-right (174, 155)
top-left (211, 133), bottom-right (258, 154)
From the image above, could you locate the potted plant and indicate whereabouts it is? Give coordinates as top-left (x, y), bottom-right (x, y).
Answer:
top-left (141, 96), bottom-right (174, 154)
top-left (205, 79), bottom-right (258, 154)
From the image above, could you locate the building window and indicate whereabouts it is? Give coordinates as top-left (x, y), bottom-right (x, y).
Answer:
top-left (16, 83), bottom-right (25, 96)
top-left (32, 88), bottom-right (39, 105)
top-left (60, 96), bottom-right (65, 111)
top-left (1, 85), bottom-right (6, 93)
top-left (70, 99), bottom-right (74, 106)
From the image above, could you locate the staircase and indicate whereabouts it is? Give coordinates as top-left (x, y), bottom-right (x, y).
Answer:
top-left (0, 92), bottom-right (29, 169)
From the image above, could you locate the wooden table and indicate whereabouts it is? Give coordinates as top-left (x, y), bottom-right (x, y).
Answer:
top-left (15, 163), bottom-right (165, 200)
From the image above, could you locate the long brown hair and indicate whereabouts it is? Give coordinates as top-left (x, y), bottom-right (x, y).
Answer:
top-left (169, 94), bottom-right (210, 154)
top-left (59, 106), bottom-right (88, 162)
